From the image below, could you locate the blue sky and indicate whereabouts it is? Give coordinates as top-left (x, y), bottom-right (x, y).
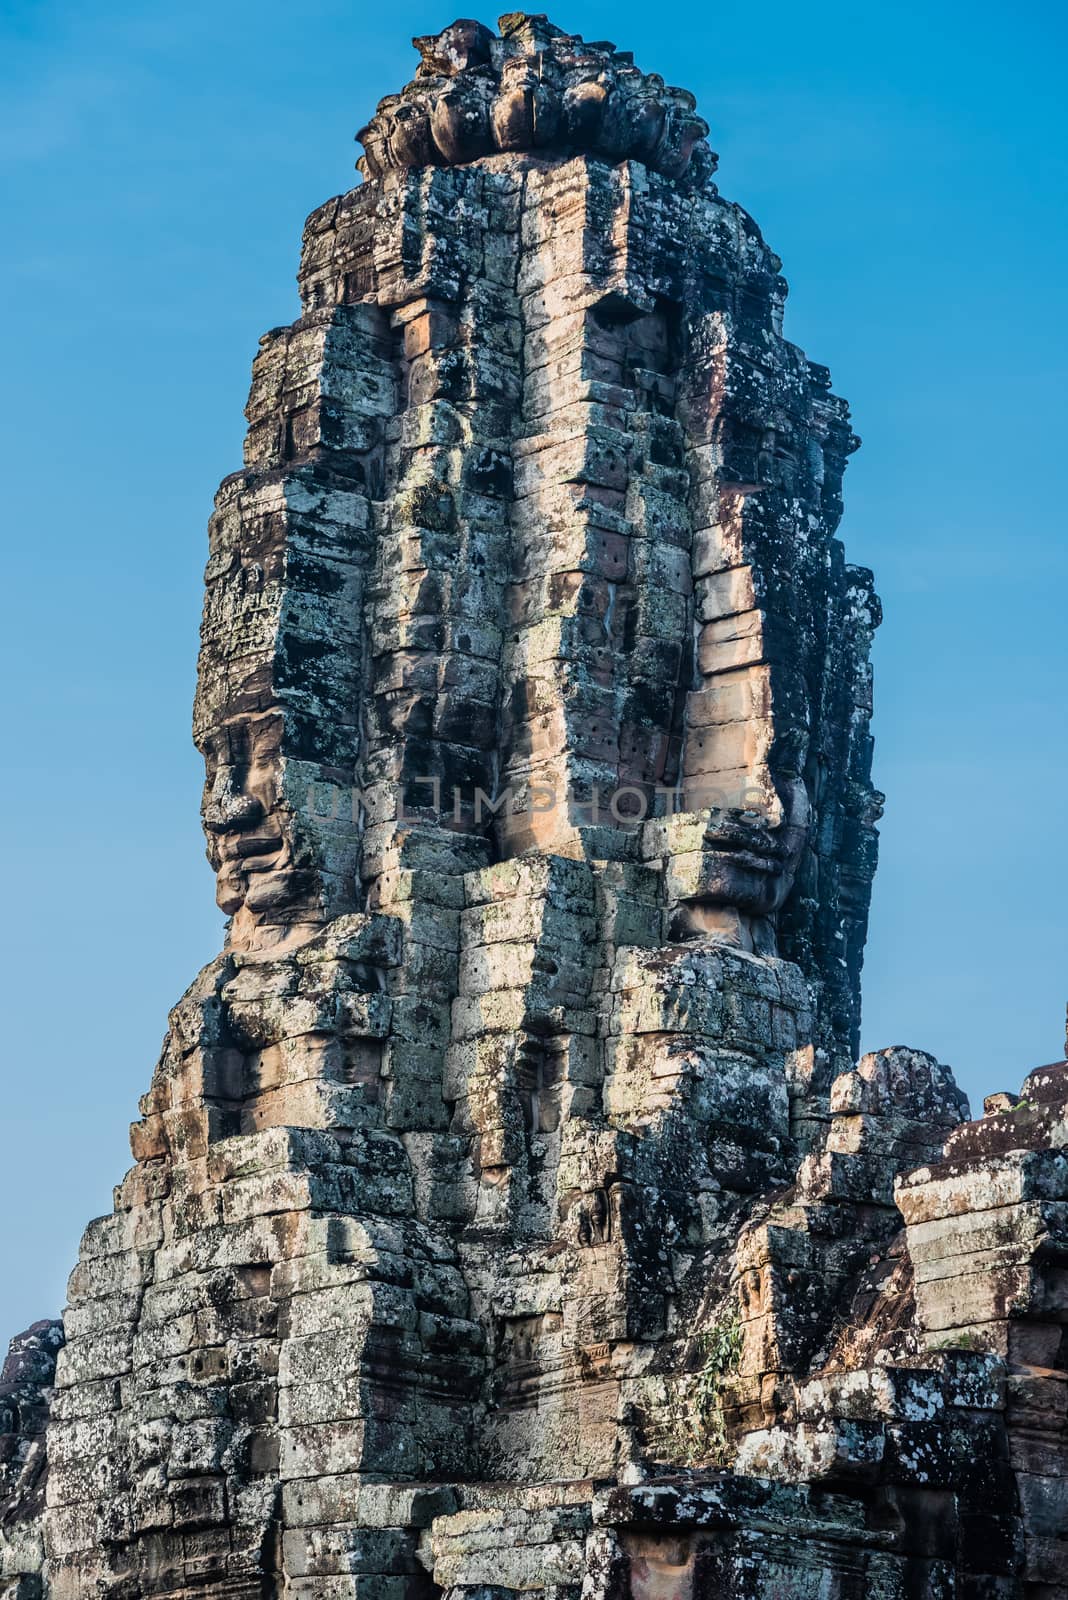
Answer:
top-left (1, 0), bottom-right (1065, 1340)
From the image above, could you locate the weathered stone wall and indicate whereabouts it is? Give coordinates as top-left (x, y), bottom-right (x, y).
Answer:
top-left (2, 14), bottom-right (1065, 1600)
top-left (0, 1322), bottom-right (63, 1599)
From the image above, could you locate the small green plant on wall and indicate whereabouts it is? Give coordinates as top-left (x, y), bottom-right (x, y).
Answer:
top-left (680, 1296), bottom-right (743, 1466)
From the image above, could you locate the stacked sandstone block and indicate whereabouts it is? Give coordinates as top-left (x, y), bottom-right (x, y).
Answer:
top-left (2, 16), bottom-right (1065, 1600)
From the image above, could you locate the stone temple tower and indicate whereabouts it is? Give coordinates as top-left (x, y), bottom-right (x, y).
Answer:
top-left (4, 16), bottom-right (1068, 1600)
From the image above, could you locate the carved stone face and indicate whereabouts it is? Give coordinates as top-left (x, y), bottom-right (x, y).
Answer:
top-left (661, 775), bottom-right (812, 946)
top-left (697, 774), bottom-right (811, 917)
top-left (195, 668), bottom-right (362, 950)
top-left (193, 465), bottom-right (367, 949)
top-left (200, 710), bottom-right (297, 922)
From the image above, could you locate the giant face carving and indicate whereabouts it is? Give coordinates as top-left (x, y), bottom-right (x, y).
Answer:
top-left (660, 773), bottom-right (812, 950)
top-left (194, 615), bottom-right (370, 951)
top-left (199, 709), bottom-right (307, 923)
top-left (192, 477), bottom-right (361, 951)
top-left (689, 774), bottom-right (811, 918)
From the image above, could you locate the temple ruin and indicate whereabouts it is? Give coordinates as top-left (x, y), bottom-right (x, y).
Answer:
top-left (3, 15), bottom-right (1067, 1597)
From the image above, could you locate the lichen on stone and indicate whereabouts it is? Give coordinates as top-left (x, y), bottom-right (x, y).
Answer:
top-left (3, 14), bottom-right (1067, 1600)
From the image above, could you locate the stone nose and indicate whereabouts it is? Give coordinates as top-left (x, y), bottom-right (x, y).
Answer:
top-left (202, 766), bottom-right (264, 832)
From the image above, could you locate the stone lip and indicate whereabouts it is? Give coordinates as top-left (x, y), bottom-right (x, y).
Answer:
top-left (356, 13), bottom-right (717, 182)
